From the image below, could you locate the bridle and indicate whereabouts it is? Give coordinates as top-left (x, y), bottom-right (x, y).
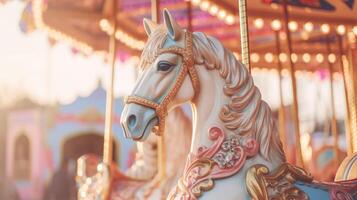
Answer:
top-left (125, 31), bottom-right (200, 136)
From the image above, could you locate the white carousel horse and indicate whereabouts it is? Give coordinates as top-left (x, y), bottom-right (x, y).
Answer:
top-left (121, 9), bottom-right (357, 200)
top-left (76, 106), bottom-right (191, 200)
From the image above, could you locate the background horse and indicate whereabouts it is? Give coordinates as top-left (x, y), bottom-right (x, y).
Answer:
top-left (77, 106), bottom-right (192, 200)
top-left (121, 9), bottom-right (357, 200)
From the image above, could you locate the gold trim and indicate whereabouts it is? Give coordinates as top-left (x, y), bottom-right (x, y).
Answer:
top-left (246, 164), bottom-right (269, 200)
top-left (246, 163), bottom-right (312, 200)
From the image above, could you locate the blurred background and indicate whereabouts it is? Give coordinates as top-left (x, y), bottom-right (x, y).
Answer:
top-left (0, 0), bottom-right (356, 199)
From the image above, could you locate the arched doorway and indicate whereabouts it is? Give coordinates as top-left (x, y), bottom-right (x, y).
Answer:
top-left (61, 132), bottom-right (118, 167)
top-left (14, 133), bottom-right (31, 180)
top-left (43, 132), bottom-right (119, 200)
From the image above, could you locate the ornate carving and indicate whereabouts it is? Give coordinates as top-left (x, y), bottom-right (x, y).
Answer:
top-left (246, 163), bottom-right (313, 200)
top-left (76, 155), bottom-right (111, 200)
top-left (168, 127), bottom-right (259, 199)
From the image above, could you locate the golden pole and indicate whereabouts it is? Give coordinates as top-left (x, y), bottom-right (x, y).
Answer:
top-left (337, 35), bottom-right (354, 155)
top-left (348, 49), bottom-right (357, 153)
top-left (103, 0), bottom-right (117, 199)
top-left (338, 34), bottom-right (357, 154)
top-left (238, 0), bottom-right (251, 72)
top-left (281, 0), bottom-right (304, 168)
top-left (151, 0), bottom-right (166, 181)
top-left (274, 30), bottom-right (288, 158)
top-left (326, 35), bottom-right (340, 163)
top-left (103, 0), bottom-right (117, 165)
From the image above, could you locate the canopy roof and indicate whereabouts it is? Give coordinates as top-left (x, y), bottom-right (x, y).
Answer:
top-left (27, 0), bottom-right (357, 71)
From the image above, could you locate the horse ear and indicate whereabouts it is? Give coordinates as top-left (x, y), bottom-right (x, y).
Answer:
top-left (143, 18), bottom-right (158, 36)
top-left (163, 9), bottom-right (183, 41)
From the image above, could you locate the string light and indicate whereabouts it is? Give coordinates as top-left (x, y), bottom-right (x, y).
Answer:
top-left (303, 22), bottom-right (313, 32)
top-left (191, 0), bottom-right (201, 5)
top-left (264, 53), bottom-right (274, 63)
top-left (218, 10), bottom-right (227, 20)
top-left (200, 1), bottom-right (210, 11)
top-left (316, 53), bottom-right (324, 63)
top-left (251, 53), bottom-right (260, 63)
top-left (209, 5), bottom-right (219, 15)
top-left (100, 19), bottom-right (145, 50)
top-left (337, 25), bottom-right (346, 35)
top-left (291, 53), bottom-right (298, 63)
top-left (302, 53), bottom-right (311, 63)
top-left (271, 19), bottom-right (282, 31)
top-left (254, 18), bottom-right (264, 29)
top-left (321, 24), bottom-right (330, 34)
top-left (328, 53), bottom-right (337, 63)
top-left (282, 69), bottom-right (289, 77)
top-left (33, 0), bottom-right (93, 55)
top-left (189, 0), bottom-right (236, 25)
top-left (279, 53), bottom-right (288, 62)
top-left (225, 15), bottom-right (235, 25)
top-left (288, 21), bottom-right (298, 32)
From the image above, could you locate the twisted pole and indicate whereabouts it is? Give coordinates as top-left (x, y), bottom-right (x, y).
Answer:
top-left (238, 0), bottom-right (251, 72)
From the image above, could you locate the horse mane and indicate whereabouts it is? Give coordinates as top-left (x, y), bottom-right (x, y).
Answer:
top-left (140, 26), bottom-right (285, 163)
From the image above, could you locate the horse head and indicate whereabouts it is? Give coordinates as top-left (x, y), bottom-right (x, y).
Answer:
top-left (121, 9), bottom-right (198, 141)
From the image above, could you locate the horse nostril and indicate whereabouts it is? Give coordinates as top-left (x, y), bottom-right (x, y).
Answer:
top-left (127, 114), bottom-right (137, 129)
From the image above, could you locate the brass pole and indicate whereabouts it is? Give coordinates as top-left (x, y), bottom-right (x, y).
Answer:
top-left (103, 0), bottom-right (117, 199)
top-left (151, 0), bottom-right (166, 181)
top-left (326, 35), bottom-right (340, 163)
top-left (348, 48), bottom-right (357, 153)
top-left (274, 30), bottom-right (288, 158)
top-left (103, 0), bottom-right (117, 166)
top-left (337, 35), bottom-right (354, 155)
top-left (151, 0), bottom-right (159, 25)
top-left (238, 0), bottom-right (251, 72)
top-left (338, 34), bottom-right (357, 154)
top-left (281, 0), bottom-right (304, 168)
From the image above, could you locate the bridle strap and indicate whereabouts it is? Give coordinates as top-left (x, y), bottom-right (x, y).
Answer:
top-left (125, 31), bottom-right (199, 136)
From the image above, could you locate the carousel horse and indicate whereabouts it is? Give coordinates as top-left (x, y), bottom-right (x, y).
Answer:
top-left (121, 9), bottom-right (357, 200)
top-left (76, 106), bottom-right (191, 200)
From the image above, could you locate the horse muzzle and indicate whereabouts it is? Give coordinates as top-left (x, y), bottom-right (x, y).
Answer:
top-left (121, 103), bottom-right (159, 141)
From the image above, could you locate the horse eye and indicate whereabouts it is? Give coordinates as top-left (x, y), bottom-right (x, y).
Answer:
top-left (157, 61), bottom-right (173, 72)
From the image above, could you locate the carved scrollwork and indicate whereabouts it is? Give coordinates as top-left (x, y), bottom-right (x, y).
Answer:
top-left (168, 127), bottom-right (259, 200)
top-left (246, 163), bottom-right (313, 200)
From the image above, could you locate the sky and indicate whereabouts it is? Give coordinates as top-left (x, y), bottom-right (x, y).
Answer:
top-left (0, 1), bottom-right (137, 106)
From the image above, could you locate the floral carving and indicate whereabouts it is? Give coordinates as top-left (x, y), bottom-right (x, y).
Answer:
top-left (168, 126), bottom-right (259, 200)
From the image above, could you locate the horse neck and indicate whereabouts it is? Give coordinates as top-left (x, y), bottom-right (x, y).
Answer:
top-left (165, 108), bottom-right (192, 175)
top-left (190, 66), bottom-right (283, 171)
top-left (189, 68), bottom-right (227, 153)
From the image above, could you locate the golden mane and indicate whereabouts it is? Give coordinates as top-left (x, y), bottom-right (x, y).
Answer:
top-left (140, 27), bottom-right (285, 163)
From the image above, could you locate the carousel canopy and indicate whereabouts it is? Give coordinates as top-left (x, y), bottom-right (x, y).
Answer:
top-left (25, 0), bottom-right (357, 71)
